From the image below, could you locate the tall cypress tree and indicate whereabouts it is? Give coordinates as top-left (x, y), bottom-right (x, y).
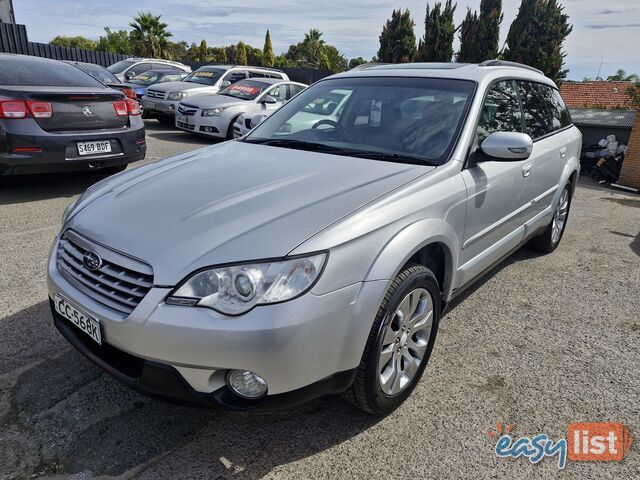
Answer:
top-left (504, 0), bottom-right (572, 83)
top-left (377, 9), bottom-right (417, 63)
top-left (236, 41), bottom-right (248, 65)
top-left (457, 0), bottom-right (503, 62)
top-left (416, 0), bottom-right (457, 62)
top-left (263, 30), bottom-right (275, 67)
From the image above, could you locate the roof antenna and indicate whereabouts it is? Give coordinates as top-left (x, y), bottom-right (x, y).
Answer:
top-left (596, 53), bottom-right (603, 80)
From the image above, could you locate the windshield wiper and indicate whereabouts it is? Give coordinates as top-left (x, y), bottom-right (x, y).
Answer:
top-left (347, 151), bottom-right (438, 166)
top-left (243, 138), bottom-right (352, 154)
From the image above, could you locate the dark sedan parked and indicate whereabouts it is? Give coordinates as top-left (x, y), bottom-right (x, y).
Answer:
top-left (64, 60), bottom-right (138, 101)
top-left (0, 54), bottom-right (146, 176)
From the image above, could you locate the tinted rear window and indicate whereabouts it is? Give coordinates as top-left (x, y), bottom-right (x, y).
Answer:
top-left (0, 58), bottom-right (104, 87)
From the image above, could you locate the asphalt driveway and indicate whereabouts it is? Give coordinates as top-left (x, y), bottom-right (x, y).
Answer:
top-left (0, 122), bottom-right (638, 479)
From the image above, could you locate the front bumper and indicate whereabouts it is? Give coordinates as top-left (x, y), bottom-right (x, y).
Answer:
top-left (175, 113), bottom-right (228, 138)
top-left (141, 97), bottom-right (179, 116)
top-left (47, 235), bottom-right (388, 410)
top-left (0, 117), bottom-right (146, 176)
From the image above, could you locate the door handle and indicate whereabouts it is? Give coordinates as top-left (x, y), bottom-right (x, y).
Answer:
top-left (522, 162), bottom-right (533, 178)
top-left (560, 146), bottom-right (567, 158)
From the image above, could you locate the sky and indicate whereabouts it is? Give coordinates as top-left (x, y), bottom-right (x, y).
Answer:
top-left (13, 0), bottom-right (640, 80)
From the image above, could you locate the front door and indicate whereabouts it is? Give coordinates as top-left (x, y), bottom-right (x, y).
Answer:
top-left (457, 80), bottom-right (532, 287)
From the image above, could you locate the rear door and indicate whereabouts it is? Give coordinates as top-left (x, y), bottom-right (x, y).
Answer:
top-left (458, 80), bottom-right (532, 284)
top-left (516, 81), bottom-right (571, 219)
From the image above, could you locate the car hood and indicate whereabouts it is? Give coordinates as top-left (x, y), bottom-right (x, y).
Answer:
top-left (182, 95), bottom-right (247, 109)
top-left (66, 141), bottom-right (433, 285)
top-left (146, 81), bottom-right (215, 93)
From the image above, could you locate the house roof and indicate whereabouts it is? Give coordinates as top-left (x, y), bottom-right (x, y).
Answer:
top-left (569, 108), bottom-right (636, 128)
top-left (560, 81), bottom-right (633, 109)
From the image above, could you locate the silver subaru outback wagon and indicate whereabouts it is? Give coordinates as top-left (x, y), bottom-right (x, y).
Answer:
top-left (48, 61), bottom-right (580, 414)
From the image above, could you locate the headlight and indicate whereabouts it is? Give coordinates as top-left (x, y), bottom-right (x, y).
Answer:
top-left (166, 253), bottom-right (327, 315)
top-left (202, 107), bottom-right (225, 116)
top-left (168, 91), bottom-right (185, 100)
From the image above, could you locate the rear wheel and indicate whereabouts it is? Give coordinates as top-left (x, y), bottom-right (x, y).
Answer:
top-left (344, 263), bottom-right (440, 415)
top-left (527, 183), bottom-right (572, 253)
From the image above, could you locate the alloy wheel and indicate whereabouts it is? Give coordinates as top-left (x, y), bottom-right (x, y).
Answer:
top-left (378, 288), bottom-right (434, 396)
top-left (551, 188), bottom-right (570, 245)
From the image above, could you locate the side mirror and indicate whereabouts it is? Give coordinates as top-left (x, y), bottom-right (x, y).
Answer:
top-left (262, 95), bottom-right (277, 105)
top-left (124, 71), bottom-right (134, 80)
top-left (479, 132), bottom-right (533, 161)
top-left (220, 80), bottom-right (231, 88)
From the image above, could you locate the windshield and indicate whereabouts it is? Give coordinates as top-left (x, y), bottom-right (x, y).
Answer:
top-left (245, 77), bottom-right (475, 166)
top-left (77, 64), bottom-right (120, 84)
top-left (219, 80), bottom-right (270, 101)
top-left (184, 68), bottom-right (225, 86)
top-left (128, 72), bottom-right (160, 85)
top-left (107, 60), bottom-right (135, 74)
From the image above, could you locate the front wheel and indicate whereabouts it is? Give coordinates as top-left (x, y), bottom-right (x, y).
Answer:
top-left (344, 263), bottom-right (441, 415)
top-left (527, 183), bottom-right (572, 253)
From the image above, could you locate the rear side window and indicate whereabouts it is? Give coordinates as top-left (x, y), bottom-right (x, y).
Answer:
top-left (128, 63), bottom-right (153, 76)
top-left (476, 80), bottom-right (523, 144)
top-left (551, 88), bottom-right (572, 128)
top-left (517, 81), bottom-right (560, 139)
top-left (0, 59), bottom-right (104, 87)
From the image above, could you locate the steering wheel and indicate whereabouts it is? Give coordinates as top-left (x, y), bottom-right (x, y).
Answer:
top-left (311, 119), bottom-right (350, 141)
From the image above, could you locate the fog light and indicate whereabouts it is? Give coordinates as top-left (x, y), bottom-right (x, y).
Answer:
top-left (226, 369), bottom-right (267, 399)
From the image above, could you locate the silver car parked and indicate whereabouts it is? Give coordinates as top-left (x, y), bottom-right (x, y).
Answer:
top-left (48, 61), bottom-right (580, 414)
top-left (176, 78), bottom-right (307, 139)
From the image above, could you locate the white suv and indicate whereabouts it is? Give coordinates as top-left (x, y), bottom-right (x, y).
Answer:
top-left (48, 61), bottom-right (580, 414)
top-left (142, 65), bottom-right (289, 122)
top-left (107, 58), bottom-right (191, 82)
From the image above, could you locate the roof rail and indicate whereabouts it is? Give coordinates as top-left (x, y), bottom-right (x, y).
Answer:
top-left (479, 60), bottom-right (543, 75)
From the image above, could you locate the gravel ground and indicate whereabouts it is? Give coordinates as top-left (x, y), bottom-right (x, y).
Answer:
top-left (0, 121), bottom-right (638, 479)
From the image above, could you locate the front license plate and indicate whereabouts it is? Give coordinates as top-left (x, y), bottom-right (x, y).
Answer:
top-left (77, 140), bottom-right (112, 156)
top-left (144, 101), bottom-right (155, 109)
top-left (54, 294), bottom-right (102, 345)
top-left (176, 114), bottom-right (188, 124)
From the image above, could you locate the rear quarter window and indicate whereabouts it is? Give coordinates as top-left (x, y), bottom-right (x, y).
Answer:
top-left (0, 59), bottom-right (104, 87)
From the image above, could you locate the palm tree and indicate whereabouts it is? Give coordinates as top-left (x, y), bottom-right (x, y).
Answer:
top-left (129, 12), bottom-right (172, 58)
top-left (607, 69), bottom-right (639, 82)
top-left (301, 29), bottom-right (326, 67)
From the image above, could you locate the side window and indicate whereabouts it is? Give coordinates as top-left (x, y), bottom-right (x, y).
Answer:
top-left (290, 84), bottom-right (305, 97)
top-left (249, 71), bottom-right (266, 78)
top-left (151, 63), bottom-right (168, 70)
top-left (127, 63), bottom-right (153, 76)
top-left (267, 84), bottom-right (288, 101)
top-left (476, 80), bottom-right (523, 145)
top-left (224, 70), bottom-right (248, 84)
top-left (517, 81), bottom-right (558, 139)
top-left (551, 88), bottom-right (572, 128)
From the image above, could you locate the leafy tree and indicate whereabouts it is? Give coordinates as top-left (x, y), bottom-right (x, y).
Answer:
top-left (607, 69), bottom-right (639, 82)
top-left (51, 35), bottom-right (95, 50)
top-left (129, 11), bottom-right (173, 58)
top-left (263, 30), bottom-right (275, 67)
top-left (457, 0), bottom-right (502, 62)
top-left (320, 45), bottom-right (348, 72)
top-left (95, 28), bottom-right (132, 54)
top-left (197, 39), bottom-right (209, 62)
top-left (349, 57), bottom-right (367, 69)
top-left (503, 0), bottom-right (572, 84)
top-left (416, 1), bottom-right (457, 62)
top-left (209, 47), bottom-right (228, 63)
top-left (236, 41), bottom-right (248, 65)
top-left (273, 53), bottom-right (292, 68)
top-left (377, 9), bottom-right (416, 63)
top-left (164, 40), bottom-right (188, 61)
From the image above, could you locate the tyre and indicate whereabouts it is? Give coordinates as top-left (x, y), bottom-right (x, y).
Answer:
top-left (527, 183), bottom-right (572, 253)
top-left (227, 116), bottom-right (241, 140)
top-left (344, 263), bottom-right (441, 415)
top-left (141, 107), bottom-right (151, 119)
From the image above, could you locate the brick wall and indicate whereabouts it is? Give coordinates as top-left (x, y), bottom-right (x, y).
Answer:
top-left (618, 114), bottom-right (640, 189)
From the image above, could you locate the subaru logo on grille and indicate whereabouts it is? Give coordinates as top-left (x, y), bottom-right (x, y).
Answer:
top-left (82, 251), bottom-right (102, 271)
top-left (82, 106), bottom-right (93, 117)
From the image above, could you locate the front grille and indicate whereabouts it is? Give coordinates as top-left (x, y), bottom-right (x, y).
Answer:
top-left (56, 230), bottom-right (153, 315)
top-left (177, 104), bottom-right (198, 116)
top-left (177, 121), bottom-right (195, 130)
top-left (146, 89), bottom-right (166, 99)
